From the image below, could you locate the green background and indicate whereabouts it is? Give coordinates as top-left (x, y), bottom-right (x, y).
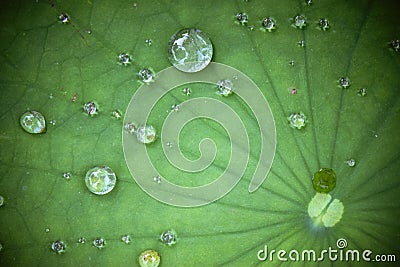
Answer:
top-left (0, 0), bottom-right (399, 266)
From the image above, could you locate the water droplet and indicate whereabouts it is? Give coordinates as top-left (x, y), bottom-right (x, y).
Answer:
top-left (261, 17), bottom-right (276, 32)
top-left (58, 13), bottom-right (70, 24)
top-left (297, 40), bottom-right (305, 47)
top-left (145, 39), bottom-right (152, 46)
top-left (93, 237), bottom-right (105, 249)
top-left (358, 88), bottom-right (367, 96)
top-left (248, 25), bottom-right (255, 31)
top-left (62, 172), bottom-right (71, 180)
top-left (0, 195), bottom-right (4, 207)
top-left (346, 159), bottom-right (356, 167)
top-left (20, 111), bottom-right (47, 134)
top-left (160, 230), bottom-right (177, 246)
top-left (78, 237), bottom-right (86, 244)
top-left (138, 250), bottom-right (160, 267)
top-left (319, 18), bottom-right (330, 30)
top-left (112, 110), bottom-right (122, 119)
top-left (83, 101), bottom-right (98, 116)
top-left (136, 125), bottom-right (156, 144)
top-left (339, 77), bottom-right (350, 88)
top-left (49, 119), bottom-right (56, 126)
top-left (166, 141), bottom-right (173, 148)
top-left (288, 112), bottom-right (307, 129)
top-left (390, 39), bottom-right (400, 51)
top-left (85, 166), bottom-right (117, 195)
top-left (291, 88), bottom-right (297, 95)
top-left (121, 235), bottom-right (132, 244)
top-left (236, 12), bottom-right (248, 25)
top-left (312, 168), bottom-right (336, 193)
top-left (168, 28), bottom-right (213, 73)
top-left (45, 228), bottom-right (50, 233)
top-left (171, 104), bottom-right (181, 112)
top-left (138, 68), bottom-right (155, 83)
top-left (51, 240), bottom-right (66, 254)
top-left (305, 0), bottom-right (312, 5)
top-left (216, 79), bottom-right (233, 96)
top-left (289, 60), bottom-right (295, 66)
top-left (49, 93), bottom-right (53, 99)
top-left (0, 243), bottom-right (2, 252)
top-left (87, 29), bottom-right (92, 34)
top-left (293, 15), bottom-right (306, 29)
top-left (118, 53), bottom-right (132, 66)
top-left (124, 122), bottom-right (137, 134)
top-left (153, 176), bottom-right (161, 184)
top-left (182, 87), bottom-right (191, 96)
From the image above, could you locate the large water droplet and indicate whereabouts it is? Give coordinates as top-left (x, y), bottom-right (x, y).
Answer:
top-left (136, 125), bottom-right (156, 144)
top-left (85, 166), bottom-right (116, 195)
top-left (168, 28), bottom-right (213, 73)
top-left (20, 111), bottom-right (47, 134)
top-left (312, 168), bottom-right (336, 193)
top-left (138, 250), bottom-right (160, 267)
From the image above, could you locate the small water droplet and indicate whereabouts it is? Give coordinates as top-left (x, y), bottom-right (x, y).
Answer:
top-left (78, 237), bottom-right (86, 244)
top-left (216, 79), bottom-right (233, 96)
top-left (182, 87), bottom-right (191, 96)
top-left (248, 25), bottom-right (255, 31)
top-left (160, 230), bottom-right (177, 246)
top-left (0, 243), bottom-right (2, 252)
top-left (138, 250), bottom-right (160, 267)
top-left (171, 104), bottom-right (181, 112)
top-left (346, 159), bottom-right (356, 167)
top-left (319, 18), bottom-right (330, 30)
top-left (153, 176), bottom-right (161, 184)
top-left (339, 77), bottom-right (350, 88)
top-left (124, 122), bottom-right (137, 134)
top-left (291, 88), bottom-right (297, 95)
top-left (312, 168), bottom-right (336, 193)
top-left (49, 93), bottom-right (53, 99)
top-left (51, 240), bottom-right (66, 254)
top-left (289, 60), bottom-right (295, 66)
top-left (136, 125), bottom-right (156, 144)
top-left (138, 68), bottom-right (155, 83)
top-left (20, 111), bottom-right (47, 134)
top-left (297, 40), bottom-right (305, 47)
top-left (58, 13), bottom-right (70, 24)
top-left (87, 29), bottom-right (92, 34)
top-left (168, 28), bottom-right (213, 73)
top-left (63, 172), bottom-right (71, 180)
top-left (112, 110), bottom-right (122, 119)
top-left (390, 39), bottom-right (400, 51)
top-left (145, 39), bottom-right (152, 46)
top-left (83, 101), bottom-right (98, 116)
top-left (45, 228), bottom-right (50, 233)
top-left (358, 88), bottom-right (367, 96)
top-left (166, 141), bottom-right (173, 148)
top-left (0, 195), bottom-right (4, 207)
top-left (293, 15), bottom-right (306, 29)
top-left (118, 53), bottom-right (132, 66)
top-left (236, 12), bottom-right (248, 25)
top-left (49, 119), bottom-right (56, 126)
top-left (305, 0), bottom-right (312, 5)
top-left (121, 235), bottom-right (132, 244)
top-left (261, 17), bottom-right (276, 32)
top-left (288, 112), bottom-right (307, 129)
top-left (85, 166), bottom-right (117, 195)
top-left (93, 238), bottom-right (105, 249)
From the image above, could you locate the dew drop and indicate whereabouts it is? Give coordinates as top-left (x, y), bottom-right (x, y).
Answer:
top-left (182, 87), bottom-right (191, 96)
top-left (346, 159), bottom-right (356, 167)
top-left (85, 166), bottom-right (117, 195)
top-left (312, 168), bottom-right (336, 193)
top-left (261, 17), bottom-right (276, 32)
top-left (319, 18), bottom-right (330, 30)
top-left (49, 119), bottom-right (56, 126)
top-left (136, 125), bottom-right (156, 144)
top-left (236, 12), bottom-right (248, 25)
top-left (171, 104), bottom-right (181, 112)
top-left (153, 175), bottom-right (161, 184)
top-left (83, 101), bottom-right (98, 116)
top-left (390, 39), bottom-right (400, 51)
top-left (45, 228), bottom-right (50, 233)
top-left (93, 237), bottom-right (105, 249)
top-left (112, 110), bottom-right (122, 119)
top-left (51, 240), bottom-right (66, 254)
top-left (118, 53), bottom-right (132, 66)
top-left (293, 15), bottom-right (306, 29)
top-left (63, 172), bottom-right (71, 180)
top-left (168, 28), bottom-right (213, 73)
top-left (297, 40), bottom-right (305, 47)
top-left (0, 195), bottom-right (4, 207)
top-left (20, 111), bottom-right (47, 134)
top-left (78, 237), bottom-right (86, 244)
top-left (291, 88), bottom-right (297, 95)
top-left (288, 112), bottom-right (307, 129)
top-left (121, 235), bottom-right (132, 244)
top-left (58, 13), bottom-right (70, 24)
top-left (138, 250), bottom-right (160, 267)
top-left (358, 88), bottom-right (367, 96)
top-left (160, 230), bottom-right (177, 246)
top-left (216, 79), bottom-right (233, 96)
top-left (305, 0), bottom-right (312, 5)
top-left (138, 68), bottom-right (155, 83)
top-left (124, 122), bottom-right (137, 134)
top-left (339, 77), bottom-right (350, 88)
top-left (145, 39), bottom-right (152, 46)
top-left (289, 60), bottom-right (295, 66)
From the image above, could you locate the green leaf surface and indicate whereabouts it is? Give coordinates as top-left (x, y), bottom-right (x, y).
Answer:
top-left (1, 0), bottom-right (399, 266)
